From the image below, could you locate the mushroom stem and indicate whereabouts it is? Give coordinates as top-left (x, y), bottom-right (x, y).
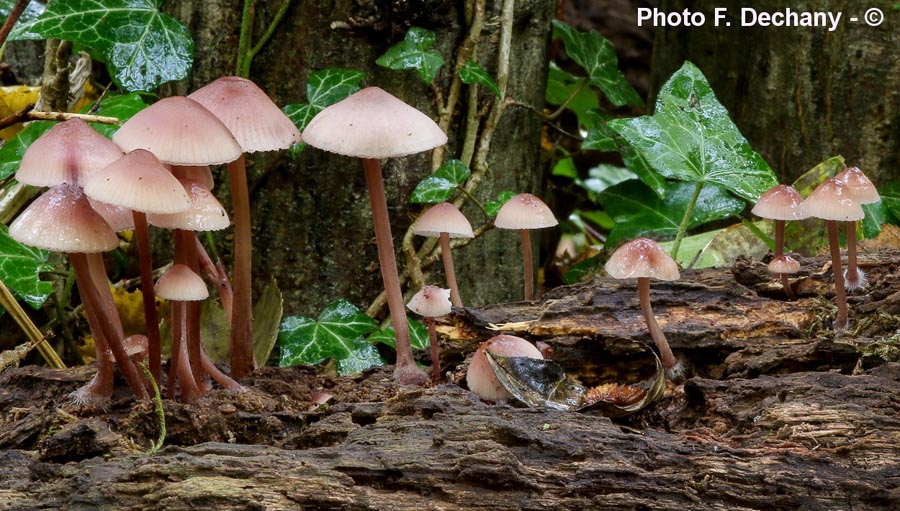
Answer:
top-left (71, 253), bottom-right (149, 400)
top-left (845, 221), bottom-right (864, 290)
top-left (170, 300), bottom-right (202, 403)
top-left (132, 211), bottom-right (163, 385)
top-left (773, 219), bottom-right (796, 300)
top-left (827, 220), bottom-right (849, 329)
top-left (196, 234), bottom-right (234, 324)
top-left (201, 348), bottom-right (244, 391)
top-left (227, 154), bottom-right (255, 378)
top-left (362, 158), bottom-right (425, 385)
top-left (637, 276), bottom-right (677, 370)
top-left (175, 229), bottom-right (207, 393)
top-left (520, 229), bottom-right (534, 301)
top-left (439, 232), bottom-right (463, 307)
top-left (427, 317), bottom-right (440, 385)
top-left (71, 283), bottom-right (116, 404)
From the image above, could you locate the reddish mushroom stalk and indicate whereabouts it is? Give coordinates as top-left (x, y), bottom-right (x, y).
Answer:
top-left (426, 318), bottom-right (440, 384)
top-left (637, 277), bottom-right (677, 370)
top-left (439, 232), bottom-right (463, 308)
top-left (132, 210), bottom-right (163, 384)
top-left (827, 221), bottom-right (849, 329)
top-left (520, 230), bottom-right (535, 301)
top-left (227, 155), bottom-right (256, 378)
top-left (773, 219), bottom-right (796, 300)
top-left (844, 222), bottom-right (866, 290)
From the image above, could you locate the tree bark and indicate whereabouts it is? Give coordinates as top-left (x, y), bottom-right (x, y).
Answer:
top-left (164, 0), bottom-right (555, 317)
top-left (652, 0), bottom-right (900, 185)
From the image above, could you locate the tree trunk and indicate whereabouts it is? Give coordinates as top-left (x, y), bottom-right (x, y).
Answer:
top-left (651, 0), bottom-right (900, 185)
top-left (164, 0), bottom-right (555, 318)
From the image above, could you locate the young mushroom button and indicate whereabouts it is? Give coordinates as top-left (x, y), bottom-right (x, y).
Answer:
top-left (494, 193), bottom-right (558, 301)
top-left (412, 203), bottom-right (474, 307)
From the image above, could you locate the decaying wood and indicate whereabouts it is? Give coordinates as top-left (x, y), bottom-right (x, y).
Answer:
top-left (1, 253), bottom-right (900, 509)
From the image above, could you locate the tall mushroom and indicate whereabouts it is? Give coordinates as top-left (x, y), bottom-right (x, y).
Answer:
top-left (494, 193), bottom-right (558, 301)
top-left (301, 87), bottom-right (447, 385)
top-left (801, 178), bottom-right (863, 329)
top-left (751, 184), bottom-right (808, 299)
top-left (604, 238), bottom-right (682, 377)
top-left (407, 285), bottom-right (452, 384)
top-left (188, 76), bottom-right (301, 378)
top-left (411, 203), bottom-right (474, 307)
top-left (835, 167), bottom-right (881, 290)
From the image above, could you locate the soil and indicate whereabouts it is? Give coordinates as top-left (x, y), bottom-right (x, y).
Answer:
top-left (1, 253), bottom-right (900, 510)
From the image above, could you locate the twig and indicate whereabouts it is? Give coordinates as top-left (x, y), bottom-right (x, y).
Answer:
top-left (243, 0), bottom-right (293, 77)
top-left (27, 110), bottom-right (119, 124)
top-left (0, 0), bottom-right (31, 49)
top-left (0, 276), bottom-right (65, 369)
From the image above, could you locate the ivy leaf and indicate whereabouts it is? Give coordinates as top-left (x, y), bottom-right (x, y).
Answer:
top-left (0, 0), bottom-right (44, 24)
top-left (486, 191), bottom-right (517, 217)
top-left (0, 121), bottom-right (54, 182)
top-left (368, 317), bottom-right (430, 351)
top-left (335, 340), bottom-right (385, 376)
top-left (376, 27), bottom-right (444, 83)
top-left (582, 164), bottom-right (636, 197)
top-left (459, 60), bottom-right (501, 98)
top-left (551, 20), bottom-right (642, 108)
top-left (278, 299), bottom-right (378, 369)
top-left (880, 180), bottom-right (900, 220)
top-left (861, 202), bottom-right (884, 239)
top-left (82, 92), bottom-right (149, 138)
top-left (11, 0), bottom-right (194, 92)
top-left (582, 110), bottom-right (617, 152)
top-left (609, 62), bottom-right (778, 202)
top-left (546, 63), bottom-right (598, 129)
top-left (282, 68), bottom-right (365, 159)
top-left (0, 224), bottom-right (53, 310)
top-left (598, 179), bottom-right (745, 248)
top-left (410, 159), bottom-right (471, 203)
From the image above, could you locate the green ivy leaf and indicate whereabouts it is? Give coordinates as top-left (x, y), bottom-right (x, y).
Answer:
top-left (0, 121), bottom-right (54, 182)
top-left (582, 164), bottom-right (637, 197)
top-left (459, 60), bottom-right (501, 98)
top-left (335, 340), bottom-right (385, 376)
top-left (0, 224), bottom-right (53, 310)
top-left (376, 27), bottom-right (444, 83)
top-left (609, 62), bottom-right (778, 202)
top-left (880, 180), bottom-right (900, 220)
top-left (546, 63), bottom-right (598, 129)
top-left (582, 110), bottom-right (617, 152)
top-left (278, 299), bottom-right (378, 371)
top-left (551, 20), bottom-right (642, 108)
top-left (660, 222), bottom-right (770, 269)
top-left (486, 191), bottom-right (517, 217)
top-left (11, 0), bottom-right (194, 92)
top-left (410, 159), bottom-right (471, 203)
top-left (0, 0), bottom-right (44, 23)
top-left (861, 202), bottom-right (884, 240)
top-left (368, 317), bottom-right (430, 350)
top-left (82, 92), bottom-right (149, 138)
top-left (598, 179), bottom-right (745, 248)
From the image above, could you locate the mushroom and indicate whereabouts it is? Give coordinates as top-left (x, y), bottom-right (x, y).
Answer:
top-left (15, 118), bottom-right (123, 187)
top-left (407, 285), bottom-right (452, 384)
top-left (835, 167), bottom-right (881, 290)
top-left (466, 334), bottom-right (543, 402)
top-left (494, 193), bottom-right (558, 301)
top-left (83, 149), bottom-right (192, 384)
top-left (411, 203), bottom-right (474, 307)
top-left (9, 184), bottom-right (149, 401)
top-left (751, 184), bottom-right (808, 299)
top-left (604, 238), bottom-right (682, 377)
top-left (155, 264), bottom-right (209, 402)
top-left (301, 87), bottom-right (447, 386)
top-left (801, 178), bottom-right (864, 329)
top-left (189, 77), bottom-right (301, 378)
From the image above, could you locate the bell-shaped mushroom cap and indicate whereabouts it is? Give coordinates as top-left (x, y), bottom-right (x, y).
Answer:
top-left (407, 285), bottom-right (452, 318)
top-left (768, 254), bottom-right (801, 274)
top-left (605, 238), bottom-right (680, 281)
top-left (494, 193), bottom-right (558, 230)
top-left (412, 202), bottom-right (474, 238)
top-left (301, 87), bottom-right (447, 159)
top-left (10, 183), bottom-right (118, 253)
top-left (83, 149), bottom-right (191, 214)
top-left (188, 76), bottom-right (301, 153)
top-left (751, 184), bottom-right (808, 221)
top-left (835, 167), bottom-right (880, 205)
top-left (466, 334), bottom-right (543, 402)
top-left (112, 96), bottom-right (242, 166)
top-left (171, 165), bottom-right (215, 190)
top-left (801, 178), bottom-right (864, 221)
top-left (155, 264), bottom-right (209, 301)
top-left (148, 179), bottom-right (230, 231)
top-left (16, 118), bottom-right (123, 187)
top-left (89, 198), bottom-right (135, 232)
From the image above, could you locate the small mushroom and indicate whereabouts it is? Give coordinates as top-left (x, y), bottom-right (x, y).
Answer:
top-left (604, 238), bottom-right (682, 378)
top-left (406, 285), bottom-right (452, 385)
top-left (466, 334), bottom-right (543, 402)
top-left (494, 193), bottom-right (558, 301)
top-left (411, 203), bottom-right (474, 307)
top-left (801, 178), bottom-right (864, 329)
top-left (835, 167), bottom-right (880, 291)
top-left (752, 184), bottom-right (808, 299)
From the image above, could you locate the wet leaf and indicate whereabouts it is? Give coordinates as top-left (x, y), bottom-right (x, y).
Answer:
top-left (609, 61), bottom-right (777, 202)
top-left (83, 92), bottom-right (149, 138)
top-left (0, 224), bottom-right (53, 310)
top-left (582, 110), bottom-right (617, 152)
top-left (486, 191), bottom-right (517, 217)
top-left (551, 20), bottom-right (642, 108)
top-left (879, 180), bottom-right (900, 223)
top-left (368, 317), bottom-right (430, 350)
top-left (598, 179), bottom-right (745, 248)
top-left (376, 27), bottom-right (444, 83)
top-left (278, 299), bottom-right (378, 370)
top-left (0, 0), bottom-right (44, 23)
top-left (583, 383), bottom-right (646, 407)
top-left (545, 63), bottom-right (598, 128)
top-left (861, 202), bottom-right (884, 240)
top-left (335, 340), bottom-right (384, 376)
top-left (487, 353), bottom-right (585, 411)
top-left (582, 164), bottom-right (636, 197)
top-left (459, 60), bottom-right (500, 98)
top-left (11, 0), bottom-right (194, 92)
top-left (410, 159), bottom-right (470, 203)
top-left (252, 279), bottom-right (283, 367)
top-left (660, 221), bottom-right (771, 269)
